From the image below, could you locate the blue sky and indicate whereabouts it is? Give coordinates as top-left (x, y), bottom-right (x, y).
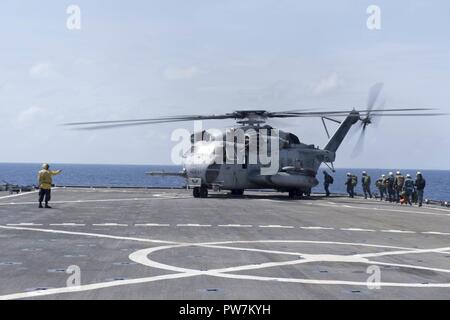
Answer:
top-left (1, 0), bottom-right (450, 169)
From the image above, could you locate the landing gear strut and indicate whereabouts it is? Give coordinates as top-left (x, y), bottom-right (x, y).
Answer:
top-left (288, 189), bottom-right (303, 199)
top-left (193, 186), bottom-right (208, 198)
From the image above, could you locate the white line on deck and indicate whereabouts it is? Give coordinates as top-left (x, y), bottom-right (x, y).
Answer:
top-left (6, 223), bottom-right (43, 226)
top-left (49, 223), bottom-right (86, 227)
top-left (0, 191), bottom-right (39, 200)
top-left (340, 228), bottom-right (376, 232)
top-left (92, 223), bottom-right (128, 227)
top-left (421, 231), bottom-right (450, 236)
top-left (176, 224), bottom-right (212, 227)
top-left (135, 223), bottom-right (170, 227)
top-left (259, 225), bottom-right (295, 229)
top-left (218, 224), bottom-right (253, 228)
top-left (380, 229), bottom-right (416, 234)
top-left (300, 226), bottom-right (335, 230)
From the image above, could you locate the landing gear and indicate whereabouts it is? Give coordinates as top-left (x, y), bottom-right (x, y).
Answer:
top-left (193, 186), bottom-right (208, 198)
top-left (193, 187), bottom-right (200, 198)
top-left (230, 189), bottom-right (244, 196)
top-left (305, 188), bottom-right (311, 197)
top-left (288, 189), bottom-right (303, 199)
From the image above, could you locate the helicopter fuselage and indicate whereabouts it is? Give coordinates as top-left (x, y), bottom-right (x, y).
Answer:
top-left (183, 129), bottom-right (336, 195)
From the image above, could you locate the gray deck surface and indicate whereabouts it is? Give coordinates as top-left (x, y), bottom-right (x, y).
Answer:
top-left (0, 188), bottom-right (449, 300)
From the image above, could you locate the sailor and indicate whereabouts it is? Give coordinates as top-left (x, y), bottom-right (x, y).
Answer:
top-left (323, 171), bottom-right (334, 197)
top-left (415, 172), bottom-right (426, 207)
top-left (345, 173), bottom-right (354, 198)
top-left (375, 174), bottom-right (386, 201)
top-left (37, 164), bottom-right (62, 209)
top-left (361, 171), bottom-right (372, 199)
top-left (394, 171), bottom-right (405, 203)
top-left (403, 174), bottom-right (415, 206)
top-left (385, 172), bottom-right (395, 202)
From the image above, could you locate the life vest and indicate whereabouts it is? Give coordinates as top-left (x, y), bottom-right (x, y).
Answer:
top-left (404, 179), bottom-right (415, 192)
top-left (351, 175), bottom-right (358, 187)
top-left (395, 175), bottom-right (405, 188)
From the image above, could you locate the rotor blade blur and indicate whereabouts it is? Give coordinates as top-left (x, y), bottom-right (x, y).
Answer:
top-left (372, 98), bottom-right (387, 128)
top-left (351, 126), bottom-right (367, 158)
top-left (367, 82), bottom-right (384, 111)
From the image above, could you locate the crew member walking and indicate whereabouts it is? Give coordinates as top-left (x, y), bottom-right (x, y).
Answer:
top-left (361, 171), bottom-right (372, 199)
top-left (37, 164), bottom-right (62, 209)
top-left (394, 171), bottom-right (405, 203)
top-left (375, 174), bottom-right (386, 201)
top-left (415, 172), bottom-right (426, 207)
top-left (323, 171), bottom-right (334, 197)
top-left (345, 173), bottom-right (354, 198)
top-left (385, 172), bottom-right (395, 202)
top-left (403, 174), bottom-right (415, 206)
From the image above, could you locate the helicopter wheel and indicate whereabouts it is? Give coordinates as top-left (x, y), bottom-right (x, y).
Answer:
top-left (193, 187), bottom-right (201, 198)
top-left (199, 186), bottom-right (209, 198)
top-left (288, 189), bottom-right (303, 199)
top-left (231, 189), bottom-right (244, 196)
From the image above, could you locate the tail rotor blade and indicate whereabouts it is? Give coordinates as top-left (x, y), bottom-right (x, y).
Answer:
top-left (367, 82), bottom-right (384, 111)
top-left (351, 125), bottom-right (367, 158)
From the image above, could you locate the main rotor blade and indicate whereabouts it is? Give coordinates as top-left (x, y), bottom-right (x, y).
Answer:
top-left (64, 107), bottom-right (444, 130)
top-left (64, 114), bottom-right (233, 126)
top-left (69, 118), bottom-right (211, 130)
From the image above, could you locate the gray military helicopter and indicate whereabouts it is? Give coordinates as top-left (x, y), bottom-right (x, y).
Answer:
top-left (66, 84), bottom-right (442, 198)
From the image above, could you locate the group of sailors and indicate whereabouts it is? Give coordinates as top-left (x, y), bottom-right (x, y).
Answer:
top-left (323, 170), bottom-right (427, 207)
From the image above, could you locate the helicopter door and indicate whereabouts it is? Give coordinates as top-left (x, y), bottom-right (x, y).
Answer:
top-left (221, 143), bottom-right (241, 188)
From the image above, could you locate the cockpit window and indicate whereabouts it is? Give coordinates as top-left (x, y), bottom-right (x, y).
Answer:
top-left (287, 133), bottom-right (300, 144)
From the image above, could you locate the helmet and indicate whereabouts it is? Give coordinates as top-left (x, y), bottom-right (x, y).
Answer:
top-left (381, 174), bottom-right (386, 177)
top-left (406, 174), bottom-right (411, 178)
top-left (42, 163), bottom-right (49, 170)
top-left (396, 171), bottom-right (401, 175)
top-left (417, 171), bottom-right (422, 176)
top-left (347, 172), bottom-right (351, 176)
top-left (362, 171), bottom-right (367, 175)
top-left (389, 172), bottom-right (393, 176)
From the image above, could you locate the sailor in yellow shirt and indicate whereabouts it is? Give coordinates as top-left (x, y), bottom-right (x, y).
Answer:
top-left (37, 163), bottom-right (62, 208)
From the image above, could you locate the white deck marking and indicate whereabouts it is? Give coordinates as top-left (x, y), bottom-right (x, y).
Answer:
top-left (3, 226), bottom-right (450, 300)
top-left (380, 229), bottom-right (416, 234)
top-left (135, 223), bottom-right (170, 227)
top-left (0, 191), bottom-right (39, 200)
top-left (176, 224), bottom-right (212, 227)
top-left (0, 225), bottom-right (175, 244)
top-left (218, 224), bottom-right (253, 228)
top-left (340, 228), bottom-right (376, 232)
top-left (421, 231), bottom-right (450, 236)
top-left (0, 196), bottom-right (186, 207)
top-left (300, 226), bottom-right (334, 230)
top-left (259, 225), bottom-right (294, 229)
top-left (49, 223), bottom-right (86, 227)
top-left (0, 272), bottom-right (192, 300)
top-left (6, 223), bottom-right (43, 227)
top-left (312, 202), bottom-right (450, 218)
top-left (3, 221), bottom-right (449, 238)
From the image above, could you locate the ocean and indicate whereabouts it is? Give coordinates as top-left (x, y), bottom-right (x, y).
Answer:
top-left (0, 163), bottom-right (449, 201)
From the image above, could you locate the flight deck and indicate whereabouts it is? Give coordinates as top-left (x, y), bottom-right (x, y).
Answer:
top-left (0, 188), bottom-right (449, 300)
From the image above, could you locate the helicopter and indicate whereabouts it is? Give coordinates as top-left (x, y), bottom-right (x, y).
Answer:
top-left (65, 83), bottom-right (443, 198)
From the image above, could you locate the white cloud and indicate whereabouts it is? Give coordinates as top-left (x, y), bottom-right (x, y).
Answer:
top-left (313, 73), bottom-right (340, 95)
top-left (29, 62), bottom-right (54, 78)
top-left (15, 106), bottom-right (46, 128)
top-left (163, 66), bottom-right (198, 80)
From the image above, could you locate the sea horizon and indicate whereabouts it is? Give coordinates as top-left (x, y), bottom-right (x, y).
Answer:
top-left (1, 162), bottom-right (449, 201)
